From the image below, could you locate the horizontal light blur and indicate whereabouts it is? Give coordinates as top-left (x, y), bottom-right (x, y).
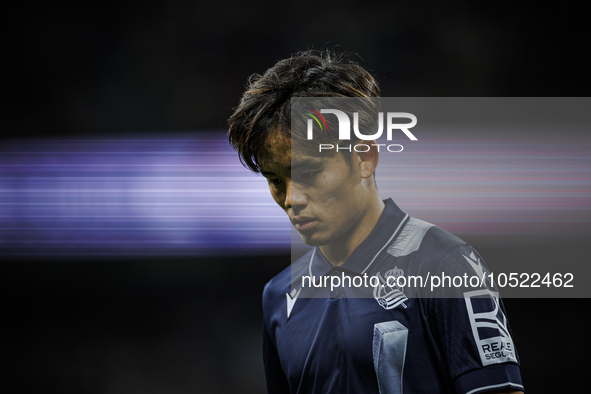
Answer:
top-left (0, 134), bottom-right (287, 257)
top-left (1, 132), bottom-right (590, 258)
top-left (378, 139), bottom-right (591, 237)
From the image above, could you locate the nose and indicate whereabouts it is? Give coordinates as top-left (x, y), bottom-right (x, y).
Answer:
top-left (284, 179), bottom-right (306, 211)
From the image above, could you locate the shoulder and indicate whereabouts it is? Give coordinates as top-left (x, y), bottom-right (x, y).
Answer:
top-left (389, 216), bottom-right (470, 265)
top-left (386, 216), bottom-right (491, 288)
top-left (262, 248), bottom-right (314, 312)
top-left (415, 219), bottom-right (467, 258)
top-left (262, 264), bottom-right (290, 308)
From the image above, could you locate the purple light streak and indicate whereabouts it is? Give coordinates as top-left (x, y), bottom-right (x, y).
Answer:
top-left (1, 133), bottom-right (590, 258)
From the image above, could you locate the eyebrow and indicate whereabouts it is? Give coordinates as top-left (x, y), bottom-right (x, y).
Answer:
top-left (261, 170), bottom-right (280, 177)
top-left (260, 158), bottom-right (323, 177)
top-left (291, 157), bottom-right (323, 171)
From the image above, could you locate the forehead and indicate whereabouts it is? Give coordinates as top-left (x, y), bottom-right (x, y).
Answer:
top-left (257, 131), bottom-right (291, 172)
top-left (258, 130), bottom-right (331, 174)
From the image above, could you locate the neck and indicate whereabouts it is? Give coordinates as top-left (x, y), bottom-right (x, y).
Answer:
top-left (320, 193), bottom-right (385, 266)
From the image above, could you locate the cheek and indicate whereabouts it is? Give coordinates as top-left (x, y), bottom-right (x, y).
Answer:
top-left (314, 181), bottom-right (349, 213)
top-left (322, 171), bottom-right (354, 196)
top-left (269, 186), bottom-right (285, 207)
top-left (318, 176), bottom-right (360, 213)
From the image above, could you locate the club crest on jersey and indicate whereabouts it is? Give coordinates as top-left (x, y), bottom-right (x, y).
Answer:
top-left (373, 267), bottom-right (408, 310)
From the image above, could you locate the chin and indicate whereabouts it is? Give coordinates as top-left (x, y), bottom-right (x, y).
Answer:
top-left (298, 232), bottom-right (330, 247)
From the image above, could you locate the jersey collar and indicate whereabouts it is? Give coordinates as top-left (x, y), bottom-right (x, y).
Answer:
top-left (308, 198), bottom-right (409, 278)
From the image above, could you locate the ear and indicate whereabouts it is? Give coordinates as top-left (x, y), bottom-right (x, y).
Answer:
top-left (355, 140), bottom-right (379, 179)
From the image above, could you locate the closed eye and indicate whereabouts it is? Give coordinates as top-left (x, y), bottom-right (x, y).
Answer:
top-left (301, 171), bottom-right (320, 180)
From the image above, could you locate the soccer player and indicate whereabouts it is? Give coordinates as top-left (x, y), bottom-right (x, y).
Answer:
top-left (228, 50), bottom-right (524, 394)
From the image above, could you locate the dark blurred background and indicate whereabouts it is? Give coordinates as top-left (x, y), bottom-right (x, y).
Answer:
top-left (4, 1), bottom-right (589, 392)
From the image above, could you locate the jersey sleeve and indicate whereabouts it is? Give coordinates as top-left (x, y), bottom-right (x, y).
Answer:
top-left (428, 244), bottom-right (525, 394)
top-left (262, 281), bottom-right (290, 394)
top-left (263, 321), bottom-right (290, 394)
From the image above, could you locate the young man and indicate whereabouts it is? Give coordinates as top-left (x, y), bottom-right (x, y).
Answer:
top-left (228, 50), bottom-right (524, 394)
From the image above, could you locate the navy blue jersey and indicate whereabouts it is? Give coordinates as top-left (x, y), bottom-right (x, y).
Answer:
top-left (262, 199), bottom-right (524, 393)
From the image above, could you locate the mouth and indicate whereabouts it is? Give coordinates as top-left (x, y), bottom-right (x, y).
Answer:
top-left (292, 217), bottom-right (317, 231)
